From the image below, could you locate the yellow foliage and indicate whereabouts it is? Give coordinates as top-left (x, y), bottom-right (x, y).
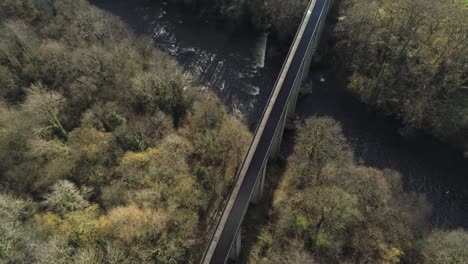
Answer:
top-left (118, 148), bottom-right (160, 170)
top-left (34, 204), bottom-right (101, 246)
top-left (34, 212), bottom-right (63, 234)
top-left (217, 117), bottom-right (252, 177)
top-left (349, 72), bottom-right (372, 102)
top-left (81, 143), bottom-right (98, 157)
top-left (97, 205), bottom-right (168, 244)
top-left (383, 247), bottom-right (403, 264)
top-left (121, 151), bottom-right (150, 165)
top-left (116, 146), bottom-right (194, 192)
top-left (116, 148), bottom-right (162, 188)
top-left (69, 127), bottom-right (112, 159)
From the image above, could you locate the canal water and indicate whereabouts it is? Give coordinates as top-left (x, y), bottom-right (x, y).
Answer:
top-left (91, 0), bottom-right (468, 229)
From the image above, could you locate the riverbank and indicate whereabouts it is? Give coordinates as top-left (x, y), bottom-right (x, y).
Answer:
top-left (297, 67), bottom-right (468, 228)
top-left (91, 0), bottom-right (468, 229)
top-left (91, 0), bottom-right (286, 128)
top-left (0, 0), bottom-right (252, 262)
top-left (331, 0), bottom-right (468, 156)
top-left (302, 1), bottom-right (468, 228)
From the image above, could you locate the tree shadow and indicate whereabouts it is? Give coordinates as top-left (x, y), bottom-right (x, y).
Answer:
top-left (91, 0), bottom-right (284, 130)
top-left (295, 66), bottom-right (468, 229)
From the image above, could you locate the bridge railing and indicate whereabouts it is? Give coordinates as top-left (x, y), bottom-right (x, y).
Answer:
top-left (200, 0), bottom-right (332, 262)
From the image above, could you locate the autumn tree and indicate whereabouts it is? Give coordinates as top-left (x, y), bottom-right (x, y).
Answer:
top-left (0, 193), bottom-right (33, 260)
top-left (421, 229), bottom-right (468, 264)
top-left (43, 180), bottom-right (89, 215)
top-left (23, 83), bottom-right (67, 140)
top-left (247, 117), bottom-right (429, 263)
top-left (334, 0), bottom-right (468, 153)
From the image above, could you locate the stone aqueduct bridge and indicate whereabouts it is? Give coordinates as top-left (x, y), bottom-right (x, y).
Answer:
top-left (201, 0), bottom-right (333, 262)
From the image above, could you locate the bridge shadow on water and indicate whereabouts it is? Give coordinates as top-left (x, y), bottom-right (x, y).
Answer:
top-left (92, 0), bottom-right (467, 245)
top-left (294, 67), bottom-right (468, 229)
top-left (280, 0), bottom-right (468, 230)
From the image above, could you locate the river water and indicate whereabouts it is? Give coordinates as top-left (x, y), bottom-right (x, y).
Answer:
top-left (92, 0), bottom-right (283, 127)
top-left (92, 0), bottom-right (468, 229)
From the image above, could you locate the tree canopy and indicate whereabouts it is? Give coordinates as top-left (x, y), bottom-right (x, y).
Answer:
top-left (334, 0), bottom-right (468, 154)
top-left (0, 0), bottom-right (251, 262)
top-left (247, 117), bottom-right (466, 264)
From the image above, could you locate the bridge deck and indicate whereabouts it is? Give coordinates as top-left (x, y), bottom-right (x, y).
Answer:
top-left (201, 0), bottom-right (329, 262)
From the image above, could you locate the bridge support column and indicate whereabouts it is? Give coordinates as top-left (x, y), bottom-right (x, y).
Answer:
top-left (287, 29), bottom-right (319, 122)
top-left (302, 6), bottom-right (329, 84)
top-left (229, 229), bottom-right (242, 261)
top-left (286, 77), bottom-right (302, 120)
top-left (269, 111), bottom-right (286, 160)
top-left (251, 162), bottom-right (266, 204)
top-left (302, 44), bottom-right (315, 83)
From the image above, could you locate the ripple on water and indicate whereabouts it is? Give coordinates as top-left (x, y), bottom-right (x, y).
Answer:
top-left (153, 25), bottom-right (168, 38)
top-left (244, 84), bottom-right (260, 96)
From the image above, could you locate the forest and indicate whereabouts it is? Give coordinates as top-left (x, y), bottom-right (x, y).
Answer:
top-left (333, 0), bottom-right (468, 156)
top-left (195, 0), bottom-right (468, 155)
top-left (244, 0), bottom-right (468, 263)
top-left (1, 0), bottom-right (467, 263)
top-left (0, 0), bottom-right (251, 262)
top-left (246, 117), bottom-right (468, 263)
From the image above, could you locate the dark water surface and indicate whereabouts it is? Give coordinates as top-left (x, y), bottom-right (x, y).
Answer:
top-left (92, 0), bottom-right (283, 127)
top-left (91, 0), bottom-right (468, 229)
top-left (299, 70), bottom-right (468, 228)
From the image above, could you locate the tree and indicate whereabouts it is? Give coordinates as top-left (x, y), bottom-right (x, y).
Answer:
top-left (0, 1), bottom-right (252, 262)
top-left (67, 127), bottom-right (114, 187)
top-left (23, 83), bottom-right (68, 140)
top-left (247, 116), bottom-right (429, 263)
top-left (27, 238), bottom-right (72, 264)
top-left (0, 102), bottom-right (31, 182)
top-left (97, 205), bottom-right (168, 244)
top-left (0, 66), bottom-right (19, 101)
top-left (297, 117), bottom-right (352, 170)
top-left (129, 71), bottom-right (190, 125)
top-left (299, 186), bottom-right (361, 258)
top-left (0, 0), bottom-right (48, 21)
top-left (268, 0), bottom-right (308, 41)
top-left (421, 229), bottom-right (468, 264)
top-left (0, 20), bottom-right (39, 101)
top-left (335, 0), bottom-right (468, 153)
top-left (292, 117), bottom-right (353, 187)
top-left (43, 180), bottom-right (89, 215)
top-left (217, 117), bottom-right (252, 176)
top-left (34, 204), bottom-right (101, 248)
top-left (0, 193), bottom-right (33, 259)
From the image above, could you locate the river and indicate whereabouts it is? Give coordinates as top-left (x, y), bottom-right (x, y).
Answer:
top-left (92, 0), bottom-right (283, 127)
top-left (91, 0), bottom-right (468, 229)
